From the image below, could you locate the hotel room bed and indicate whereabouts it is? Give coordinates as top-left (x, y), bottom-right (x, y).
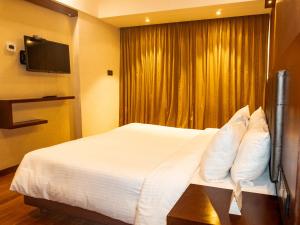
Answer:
top-left (10, 123), bottom-right (275, 225)
top-left (11, 123), bottom-right (218, 225)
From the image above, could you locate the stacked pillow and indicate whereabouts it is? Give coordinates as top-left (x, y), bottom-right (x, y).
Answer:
top-left (231, 107), bottom-right (270, 184)
top-left (200, 106), bottom-right (249, 181)
top-left (200, 106), bottom-right (271, 184)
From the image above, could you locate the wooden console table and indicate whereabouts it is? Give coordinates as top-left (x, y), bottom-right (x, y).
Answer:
top-left (0, 96), bottom-right (75, 129)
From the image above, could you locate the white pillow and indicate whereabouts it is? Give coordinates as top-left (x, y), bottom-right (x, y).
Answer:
top-left (200, 120), bottom-right (247, 181)
top-left (228, 105), bottom-right (250, 124)
top-left (248, 107), bottom-right (266, 128)
top-left (231, 119), bottom-right (270, 184)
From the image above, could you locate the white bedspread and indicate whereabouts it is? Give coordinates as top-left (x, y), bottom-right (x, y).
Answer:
top-left (11, 123), bottom-right (218, 225)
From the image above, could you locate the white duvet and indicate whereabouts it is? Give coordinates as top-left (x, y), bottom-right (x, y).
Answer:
top-left (11, 123), bottom-right (218, 225)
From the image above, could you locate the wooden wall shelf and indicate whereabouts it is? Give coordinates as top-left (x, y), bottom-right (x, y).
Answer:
top-left (1, 96), bottom-right (75, 104)
top-left (0, 96), bottom-right (75, 129)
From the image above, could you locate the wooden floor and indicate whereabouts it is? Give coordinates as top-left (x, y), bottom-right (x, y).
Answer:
top-left (0, 173), bottom-right (100, 225)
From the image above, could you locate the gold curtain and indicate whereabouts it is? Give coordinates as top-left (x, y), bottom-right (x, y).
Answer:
top-left (120, 15), bottom-right (269, 129)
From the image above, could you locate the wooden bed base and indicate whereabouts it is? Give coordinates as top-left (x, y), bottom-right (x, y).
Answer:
top-left (24, 196), bottom-right (131, 225)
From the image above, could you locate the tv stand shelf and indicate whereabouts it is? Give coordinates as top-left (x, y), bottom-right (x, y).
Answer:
top-left (12, 119), bottom-right (48, 129)
top-left (0, 96), bottom-right (75, 129)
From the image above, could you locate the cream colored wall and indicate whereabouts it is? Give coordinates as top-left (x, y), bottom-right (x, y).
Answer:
top-left (77, 12), bottom-right (120, 136)
top-left (0, 1), bottom-right (121, 170)
top-left (0, 0), bottom-right (76, 170)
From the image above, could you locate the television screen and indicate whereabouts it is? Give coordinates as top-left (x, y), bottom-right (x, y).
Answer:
top-left (24, 36), bottom-right (70, 74)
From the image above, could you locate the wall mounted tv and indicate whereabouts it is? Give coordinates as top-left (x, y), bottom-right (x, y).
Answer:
top-left (22, 36), bottom-right (70, 74)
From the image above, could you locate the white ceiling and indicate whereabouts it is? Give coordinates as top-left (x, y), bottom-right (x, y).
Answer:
top-left (96, 0), bottom-right (259, 18)
top-left (55, 0), bottom-right (270, 27)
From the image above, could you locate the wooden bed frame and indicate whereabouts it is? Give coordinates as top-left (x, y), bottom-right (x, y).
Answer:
top-left (24, 196), bottom-right (130, 225)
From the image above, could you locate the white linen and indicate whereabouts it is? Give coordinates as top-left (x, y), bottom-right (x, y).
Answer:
top-left (135, 129), bottom-right (217, 225)
top-left (249, 107), bottom-right (266, 129)
top-left (200, 118), bottom-right (247, 181)
top-left (231, 117), bottom-right (270, 184)
top-left (191, 168), bottom-right (276, 195)
top-left (11, 123), bottom-right (218, 225)
top-left (228, 105), bottom-right (250, 124)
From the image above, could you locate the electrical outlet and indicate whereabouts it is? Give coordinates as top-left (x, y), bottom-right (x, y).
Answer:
top-left (6, 42), bottom-right (16, 52)
top-left (107, 70), bottom-right (113, 76)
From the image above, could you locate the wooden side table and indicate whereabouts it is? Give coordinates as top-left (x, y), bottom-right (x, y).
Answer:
top-left (167, 184), bottom-right (282, 225)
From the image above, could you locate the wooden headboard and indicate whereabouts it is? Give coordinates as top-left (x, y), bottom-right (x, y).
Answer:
top-left (265, 70), bottom-right (291, 222)
top-left (265, 70), bottom-right (287, 182)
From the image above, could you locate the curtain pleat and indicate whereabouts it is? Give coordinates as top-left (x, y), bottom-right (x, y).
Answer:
top-left (120, 15), bottom-right (269, 129)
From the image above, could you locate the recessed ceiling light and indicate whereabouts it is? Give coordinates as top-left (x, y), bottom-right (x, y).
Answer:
top-left (216, 9), bottom-right (222, 16)
top-left (268, 0), bottom-right (272, 4)
top-left (145, 17), bottom-right (150, 23)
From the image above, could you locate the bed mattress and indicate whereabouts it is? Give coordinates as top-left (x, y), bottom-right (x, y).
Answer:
top-left (11, 123), bottom-right (218, 225)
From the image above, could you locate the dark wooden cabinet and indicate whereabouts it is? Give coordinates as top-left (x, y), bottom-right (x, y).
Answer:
top-left (0, 96), bottom-right (75, 129)
top-left (168, 184), bottom-right (282, 225)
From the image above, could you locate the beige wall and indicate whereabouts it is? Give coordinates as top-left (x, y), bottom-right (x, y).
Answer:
top-left (77, 12), bottom-right (120, 136)
top-left (0, 0), bottom-right (76, 170)
top-left (0, 1), bottom-right (120, 170)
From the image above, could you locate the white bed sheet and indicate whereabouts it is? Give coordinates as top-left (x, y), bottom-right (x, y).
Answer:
top-left (11, 123), bottom-right (218, 225)
top-left (191, 168), bottom-right (276, 195)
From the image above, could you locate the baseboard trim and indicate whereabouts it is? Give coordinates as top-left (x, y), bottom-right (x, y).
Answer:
top-left (0, 165), bottom-right (18, 176)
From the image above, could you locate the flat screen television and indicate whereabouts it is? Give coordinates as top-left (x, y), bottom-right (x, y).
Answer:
top-left (24, 36), bottom-right (70, 74)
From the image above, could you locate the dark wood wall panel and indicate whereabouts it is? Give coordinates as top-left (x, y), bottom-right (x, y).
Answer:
top-left (280, 35), bottom-right (300, 225)
top-left (25, 0), bottom-right (78, 17)
top-left (269, 0), bottom-right (300, 224)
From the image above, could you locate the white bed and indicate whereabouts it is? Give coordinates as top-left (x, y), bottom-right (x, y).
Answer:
top-left (10, 123), bottom-right (275, 225)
